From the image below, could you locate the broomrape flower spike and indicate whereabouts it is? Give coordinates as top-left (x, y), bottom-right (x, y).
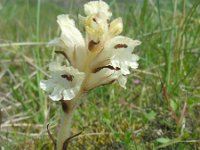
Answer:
top-left (40, 0), bottom-right (141, 149)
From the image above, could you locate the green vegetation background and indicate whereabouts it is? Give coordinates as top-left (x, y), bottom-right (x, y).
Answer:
top-left (0, 0), bottom-right (199, 149)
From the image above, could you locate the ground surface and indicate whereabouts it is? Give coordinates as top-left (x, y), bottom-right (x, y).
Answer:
top-left (0, 0), bottom-right (200, 149)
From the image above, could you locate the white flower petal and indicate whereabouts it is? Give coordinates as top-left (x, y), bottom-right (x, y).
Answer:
top-left (57, 14), bottom-right (87, 70)
top-left (49, 86), bottom-right (64, 101)
top-left (92, 36), bottom-right (140, 75)
top-left (40, 79), bottom-right (54, 92)
top-left (117, 75), bottom-right (127, 89)
top-left (49, 61), bottom-right (62, 71)
top-left (111, 49), bottom-right (139, 75)
top-left (63, 88), bottom-right (77, 101)
top-left (40, 62), bottom-right (85, 101)
top-left (57, 15), bottom-right (85, 48)
top-left (84, 0), bottom-right (112, 19)
top-left (109, 17), bottom-right (123, 36)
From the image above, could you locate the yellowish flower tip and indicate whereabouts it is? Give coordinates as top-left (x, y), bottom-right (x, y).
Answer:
top-left (109, 17), bottom-right (123, 36)
top-left (85, 16), bottom-right (104, 41)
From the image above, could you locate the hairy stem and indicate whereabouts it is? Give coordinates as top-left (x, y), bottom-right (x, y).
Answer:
top-left (56, 101), bottom-right (75, 150)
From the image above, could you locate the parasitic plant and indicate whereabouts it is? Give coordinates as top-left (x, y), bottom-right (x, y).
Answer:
top-left (40, 1), bottom-right (141, 149)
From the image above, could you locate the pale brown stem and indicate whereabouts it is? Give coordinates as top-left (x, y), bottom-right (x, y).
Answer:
top-left (56, 101), bottom-right (75, 150)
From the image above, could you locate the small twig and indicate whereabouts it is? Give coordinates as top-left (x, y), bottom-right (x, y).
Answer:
top-left (0, 134), bottom-right (13, 142)
top-left (47, 124), bottom-right (57, 150)
top-left (156, 137), bottom-right (181, 149)
top-left (133, 69), bottom-right (160, 78)
top-left (178, 98), bottom-right (187, 126)
top-left (181, 139), bottom-right (200, 143)
top-left (0, 130), bottom-right (41, 137)
top-left (1, 103), bottom-right (21, 111)
top-left (72, 129), bottom-right (144, 140)
top-left (0, 42), bottom-right (47, 48)
top-left (156, 138), bottom-right (200, 149)
top-left (74, 132), bottom-right (110, 139)
top-left (162, 85), bottom-right (179, 124)
top-left (4, 116), bottom-right (30, 124)
top-left (1, 123), bottom-right (43, 128)
top-left (0, 71), bottom-right (37, 101)
top-left (62, 131), bottom-right (82, 150)
top-left (22, 55), bottom-right (50, 77)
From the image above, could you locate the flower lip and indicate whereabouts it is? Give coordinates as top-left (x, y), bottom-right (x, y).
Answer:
top-left (40, 62), bottom-right (85, 101)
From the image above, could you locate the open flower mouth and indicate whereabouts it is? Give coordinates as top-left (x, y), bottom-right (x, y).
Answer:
top-left (88, 40), bottom-right (100, 51)
top-left (61, 74), bottom-right (74, 82)
top-left (93, 65), bottom-right (120, 73)
top-left (114, 44), bottom-right (128, 49)
top-left (41, 0), bottom-right (141, 101)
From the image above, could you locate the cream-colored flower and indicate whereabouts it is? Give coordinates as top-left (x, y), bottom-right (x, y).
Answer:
top-left (49, 15), bottom-right (87, 71)
top-left (91, 36), bottom-right (140, 74)
top-left (84, 0), bottom-right (112, 20)
top-left (41, 0), bottom-right (141, 100)
top-left (80, 1), bottom-right (115, 43)
top-left (109, 17), bottom-right (123, 37)
top-left (40, 62), bottom-right (85, 101)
